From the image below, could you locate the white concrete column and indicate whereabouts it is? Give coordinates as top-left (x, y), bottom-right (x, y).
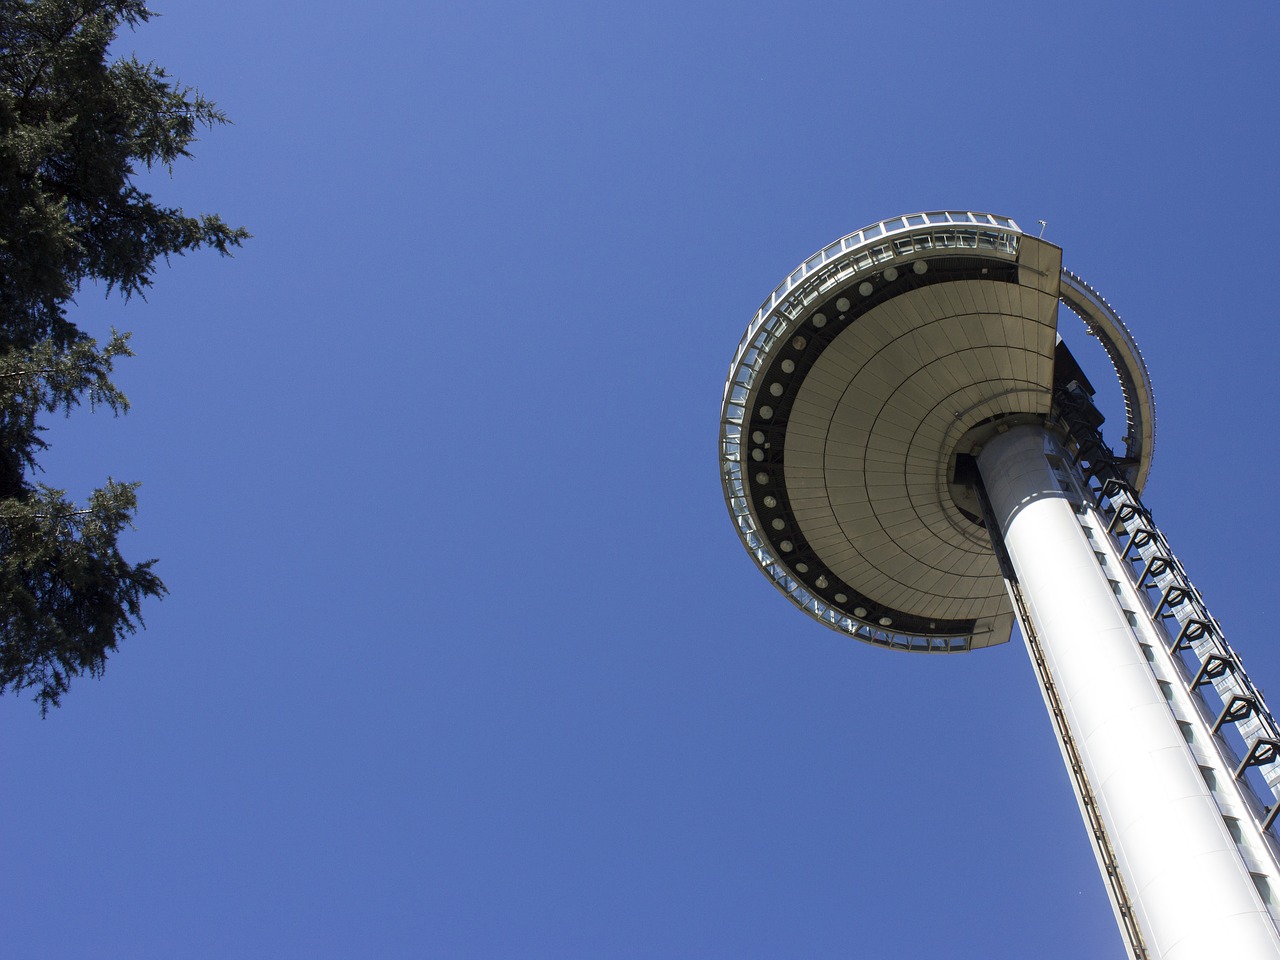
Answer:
top-left (977, 424), bottom-right (1280, 960)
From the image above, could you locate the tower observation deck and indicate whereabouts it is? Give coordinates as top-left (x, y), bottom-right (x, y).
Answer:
top-left (719, 213), bottom-right (1280, 958)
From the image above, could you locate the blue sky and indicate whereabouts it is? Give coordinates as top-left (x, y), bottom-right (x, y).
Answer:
top-left (3, 2), bottom-right (1279, 957)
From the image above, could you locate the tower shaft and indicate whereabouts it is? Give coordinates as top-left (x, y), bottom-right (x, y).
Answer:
top-left (978, 425), bottom-right (1280, 959)
top-left (720, 213), bottom-right (1280, 956)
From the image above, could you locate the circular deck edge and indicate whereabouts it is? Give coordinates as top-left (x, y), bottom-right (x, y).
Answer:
top-left (719, 212), bottom-right (1157, 652)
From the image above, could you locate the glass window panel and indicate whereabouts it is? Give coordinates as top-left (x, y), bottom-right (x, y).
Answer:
top-left (1254, 874), bottom-right (1275, 906)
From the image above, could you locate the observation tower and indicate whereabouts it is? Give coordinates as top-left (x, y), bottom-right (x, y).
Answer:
top-left (718, 212), bottom-right (1280, 959)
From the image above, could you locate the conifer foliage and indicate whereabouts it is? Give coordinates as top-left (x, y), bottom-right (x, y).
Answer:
top-left (0, 0), bottom-right (246, 711)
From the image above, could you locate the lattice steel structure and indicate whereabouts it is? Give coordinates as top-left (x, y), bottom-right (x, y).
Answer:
top-left (718, 212), bottom-right (1280, 959)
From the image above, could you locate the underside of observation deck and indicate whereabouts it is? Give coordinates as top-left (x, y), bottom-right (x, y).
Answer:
top-left (720, 213), bottom-right (1154, 651)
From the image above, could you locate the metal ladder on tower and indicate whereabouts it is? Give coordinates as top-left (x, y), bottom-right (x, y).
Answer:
top-left (1057, 388), bottom-right (1280, 840)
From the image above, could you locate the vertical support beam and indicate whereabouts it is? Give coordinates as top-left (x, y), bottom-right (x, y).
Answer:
top-left (977, 424), bottom-right (1280, 960)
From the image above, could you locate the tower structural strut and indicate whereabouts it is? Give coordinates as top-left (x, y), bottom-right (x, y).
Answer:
top-left (718, 212), bottom-right (1280, 957)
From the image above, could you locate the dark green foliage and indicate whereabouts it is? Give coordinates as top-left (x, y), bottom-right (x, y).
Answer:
top-left (0, 480), bottom-right (162, 712)
top-left (0, 0), bottom-right (246, 711)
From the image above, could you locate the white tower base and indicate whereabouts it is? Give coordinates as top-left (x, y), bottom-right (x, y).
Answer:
top-left (978, 424), bottom-right (1280, 960)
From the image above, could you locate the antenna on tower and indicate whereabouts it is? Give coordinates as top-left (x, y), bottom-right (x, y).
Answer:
top-left (1037, 219), bottom-right (1047, 237)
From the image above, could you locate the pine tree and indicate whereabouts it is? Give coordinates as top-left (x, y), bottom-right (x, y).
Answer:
top-left (0, 0), bottom-right (246, 711)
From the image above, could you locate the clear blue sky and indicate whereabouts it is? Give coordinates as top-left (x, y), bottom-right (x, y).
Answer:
top-left (3, 2), bottom-right (1280, 958)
